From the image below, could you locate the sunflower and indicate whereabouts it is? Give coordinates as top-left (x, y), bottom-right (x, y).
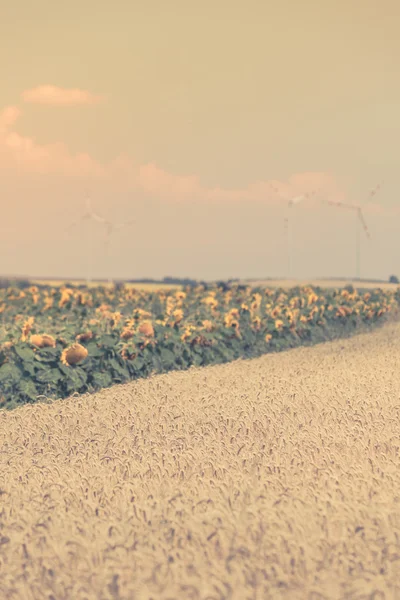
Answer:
top-left (224, 291), bottom-right (233, 305)
top-left (336, 306), bottom-right (352, 317)
top-left (21, 317), bottom-right (35, 342)
top-left (252, 316), bottom-right (262, 331)
top-left (76, 331), bottom-right (93, 343)
top-left (43, 296), bottom-right (54, 310)
top-left (30, 334), bottom-right (56, 348)
top-left (181, 324), bottom-right (197, 342)
top-left (224, 313), bottom-right (240, 333)
top-left (120, 327), bottom-right (135, 340)
top-left (251, 293), bottom-right (262, 309)
top-left (166, 297), bottom-right (175, 316)
top-left (58, 288), bottom-right (74, 308)
top-left (120, 347), bottom-right (137, 361)
top-left (96, 303), bottom-right (112, 314)
top-left (1, 341), bottom-right (13, 350)
top-left (61, 343), bottom-right (88, 366)
top-left (134, 308), bottom-right (152, 319)
top-left (307, 293), bottom-right (318, 306)
top-left (110, 312), bottom-right (122, 328)
top-left (202, 319), bottom-right (214, 332)
top-left (202, 296), bottom-right (219, 310)
top-left (138, 320), bottom-right (154, 337)
top-left (172, 309), bottom-right (184, 324)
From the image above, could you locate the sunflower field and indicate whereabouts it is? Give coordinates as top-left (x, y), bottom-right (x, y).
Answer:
top-left (1, 283), bottom-right (399, 410)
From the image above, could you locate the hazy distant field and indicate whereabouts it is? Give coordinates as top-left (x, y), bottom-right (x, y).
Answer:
top-left (31, 279), bottom-right (182, 290)
top-left (241, 278), bottom-right (398, 290)
top-left (29, 277), bottom-right (399, 292)
top-left (1, 321), bottom-right (400, 599)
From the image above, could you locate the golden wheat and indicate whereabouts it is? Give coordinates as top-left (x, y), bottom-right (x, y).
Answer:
top-left (0, 322), bottom-right (400, 598)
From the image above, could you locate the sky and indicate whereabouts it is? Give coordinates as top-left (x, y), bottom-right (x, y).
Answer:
top-left (1, 0), bottom-right (400, 282)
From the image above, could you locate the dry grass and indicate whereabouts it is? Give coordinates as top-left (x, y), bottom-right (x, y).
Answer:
top-left (241, 279), bottom-right (397, 290)
top-left (1, 323), bottom-right (400, 599)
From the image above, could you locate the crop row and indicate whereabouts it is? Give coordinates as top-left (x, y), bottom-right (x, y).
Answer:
top-left (1, 283), bottom-right (399, 410)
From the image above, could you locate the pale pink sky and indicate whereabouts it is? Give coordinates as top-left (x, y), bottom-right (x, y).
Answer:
top-left (1, 0), bottom-right (400, 281)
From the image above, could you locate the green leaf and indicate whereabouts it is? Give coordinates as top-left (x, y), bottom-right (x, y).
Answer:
top-left (91, 371), bottom-right (113, 388)
top-left (85, 342), bottom-right (104, 357)
top-left (34, 347), bottom-right (59, 362)
top-left (58, 364), bottom-right (72, 375)
top-left (23, 362), bottom-right (36, 377)
top-left (130, 356), bottom-right (144, 371)
top-left (99, 335), bottom-right (117, 348)
top-left (14, 344), bottom-right (36, 362)
top-left (18, 379), bottom-right (39, 400)
top-left (191, 353), bottom-right (203, 366)
top-left (0, 363), bottom-right (22, 385)
top-left (109, 357), bottom-right (130, 379)
top-left (109, 357), bottom-right (123, 371)
top-left (64, 366), bottom-right (88, 392)
top-left (160, 348), bottom-right (175, 368)
top-left (36, 368), bottom-right (63, 384)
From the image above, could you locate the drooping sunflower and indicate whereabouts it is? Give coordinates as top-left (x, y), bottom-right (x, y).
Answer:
top-left (30, 334), bottom-right (56, 348)
top-left (61, 343), bottom-right (88, 366)
top-left (76, 331), bottom-right (94, 343)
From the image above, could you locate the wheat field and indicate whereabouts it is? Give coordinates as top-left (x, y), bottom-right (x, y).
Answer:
top-left (1, 322), bottom-right (400, 599)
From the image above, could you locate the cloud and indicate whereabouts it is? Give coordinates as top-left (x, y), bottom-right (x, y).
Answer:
top-left (137, 163), bottom-right (202, 200)
top-left (0, 106), bottom-right (21, 132)
top-left (21, 85), bottom-right (103, 106)
top-left (0, 105), bottom-right (105, 176)
top-left (1, 97), bottom-right (392, 215)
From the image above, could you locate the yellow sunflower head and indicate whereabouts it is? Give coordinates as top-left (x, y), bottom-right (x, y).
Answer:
top-left (21, 317), bottom-right (35, 342)
top-left (138, 320), bottom-right (154, 337)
